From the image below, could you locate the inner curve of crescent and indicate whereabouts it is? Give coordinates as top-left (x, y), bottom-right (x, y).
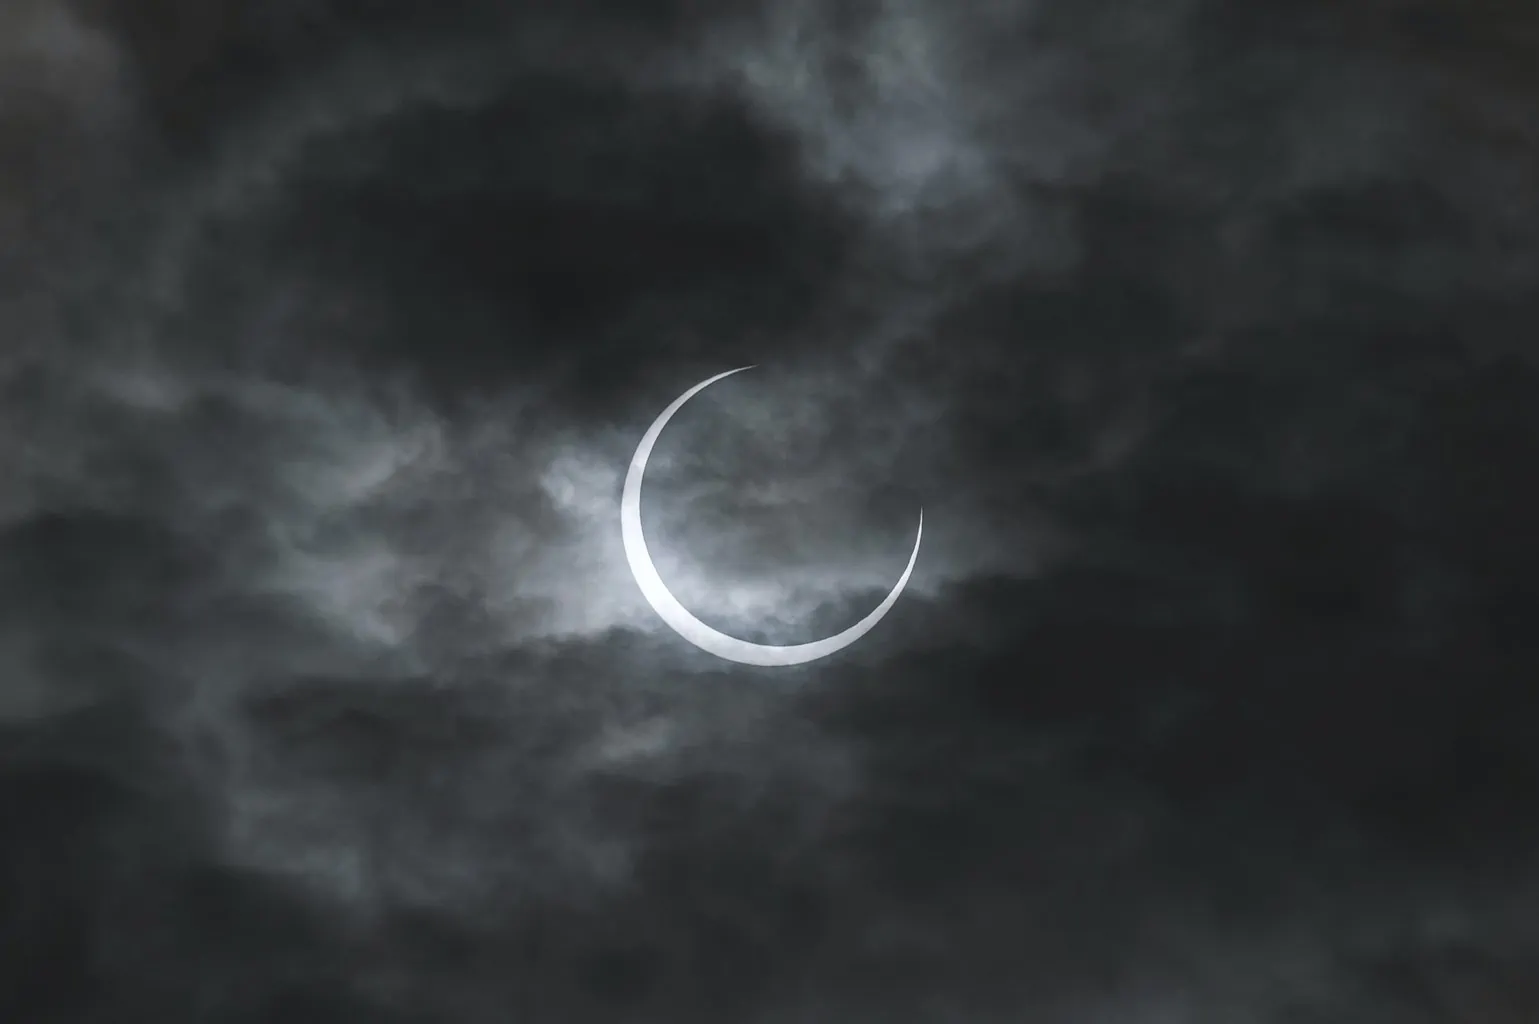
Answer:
top-left (621, 366), bottom-right (922, 667)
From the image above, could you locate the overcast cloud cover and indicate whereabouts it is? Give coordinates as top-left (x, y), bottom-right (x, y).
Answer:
top-left (5, 0), bottom-right (1539, 1020)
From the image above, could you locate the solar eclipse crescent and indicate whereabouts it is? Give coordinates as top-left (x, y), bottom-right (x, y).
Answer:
top-left (620, 366), bottom-right (922, 667)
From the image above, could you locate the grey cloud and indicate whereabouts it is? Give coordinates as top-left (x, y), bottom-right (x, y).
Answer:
top-left (4, 0), bottom-right (1539, 1020)
top-left (697, 0), bottom-right (1099, 275)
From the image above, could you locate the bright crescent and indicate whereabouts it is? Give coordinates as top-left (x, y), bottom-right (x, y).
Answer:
top-left (621, 366), bottom-right (922, 667)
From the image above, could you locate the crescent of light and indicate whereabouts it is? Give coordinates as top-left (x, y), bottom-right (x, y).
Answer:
top-left (620, 366), bottom-right (922, 667)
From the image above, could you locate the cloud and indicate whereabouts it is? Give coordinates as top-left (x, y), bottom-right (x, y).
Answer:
top-left (0, 1), bottom-right (126, 119)
top-left (5, 0), bottom-right (1539, 1020)
top-left (695, 0), bottom-right (1096, 276)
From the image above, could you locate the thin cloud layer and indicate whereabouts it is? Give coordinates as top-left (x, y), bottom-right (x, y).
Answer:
top-left (3, 1), bottom-right (1539, 1021)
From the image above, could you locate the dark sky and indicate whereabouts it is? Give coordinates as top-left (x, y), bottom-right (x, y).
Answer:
top-left (6, 1), bottom-right (1539, 1020)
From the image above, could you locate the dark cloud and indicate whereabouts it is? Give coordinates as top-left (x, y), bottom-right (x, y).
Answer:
top-left (5, 0), bottom-right (1539, 1020)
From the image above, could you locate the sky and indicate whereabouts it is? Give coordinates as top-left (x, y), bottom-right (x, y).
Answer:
top-left (4, 0), bottom-right (1539, 1020)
